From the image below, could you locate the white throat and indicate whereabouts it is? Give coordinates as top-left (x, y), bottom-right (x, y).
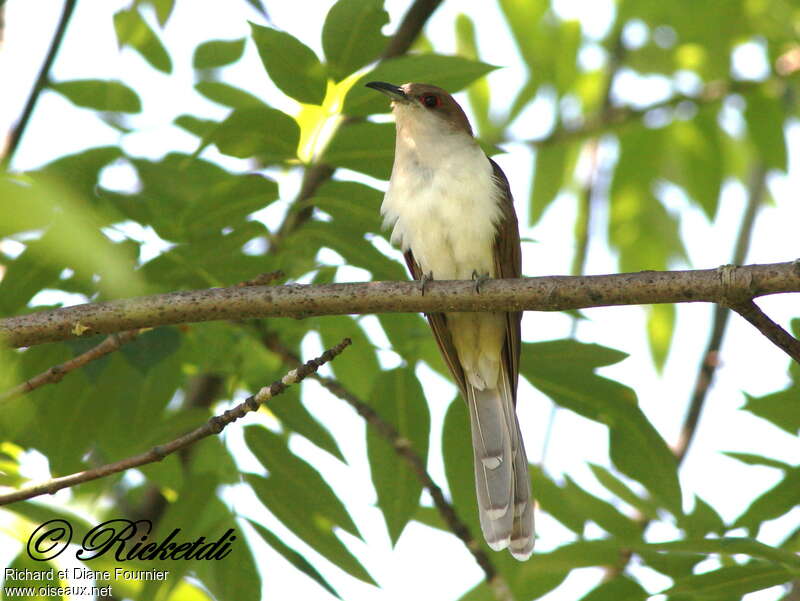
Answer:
top-left (381, 107), bottom-right (503, 281)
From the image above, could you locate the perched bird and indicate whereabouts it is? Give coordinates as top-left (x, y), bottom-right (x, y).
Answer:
top-left (366, 81), bottom-right (534, 559)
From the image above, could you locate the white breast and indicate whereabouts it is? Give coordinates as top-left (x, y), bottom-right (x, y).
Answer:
top-left (381, 127), bottom-right (502, 281)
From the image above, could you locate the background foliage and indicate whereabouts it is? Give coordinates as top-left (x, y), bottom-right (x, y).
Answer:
top-left (1, 0), bottom-right (799, 599)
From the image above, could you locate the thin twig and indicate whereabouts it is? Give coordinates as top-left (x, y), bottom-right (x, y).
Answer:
top-left (262, 333), bottom-right (511, 599)
top-left (380, 0), bottom-right (443, 59)
top-left (1, 0), bottom-right (77, 169)
top-left (0, 329), bottom-right (141, 403)
top-left (2, 261), bottom-right (798, 349)
top-left (729, 300), bottom-right (800, 363)
top-left (0, 338), bottom-right (351, 505)
top-left (532, 78), bottom-right (775, 149)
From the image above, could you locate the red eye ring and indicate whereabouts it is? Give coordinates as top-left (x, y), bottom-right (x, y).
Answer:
top-left (420, 94), bottom-right (440, 108)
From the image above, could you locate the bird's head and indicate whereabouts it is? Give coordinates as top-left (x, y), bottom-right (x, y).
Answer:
top-left (366, 81), bottom-right (473, 138)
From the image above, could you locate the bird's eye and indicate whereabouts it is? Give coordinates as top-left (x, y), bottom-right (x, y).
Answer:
top-left (420, 94), bottom-right (440, 108)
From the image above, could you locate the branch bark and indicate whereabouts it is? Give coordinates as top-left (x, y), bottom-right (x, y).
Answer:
top-left (2, 261), bottom-right (798, 349)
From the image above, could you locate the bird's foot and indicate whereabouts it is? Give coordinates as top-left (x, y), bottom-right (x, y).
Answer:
top-left (420, 271), bottom-right (434, 296)
top-left (472, 270), bottom-right (491, 293)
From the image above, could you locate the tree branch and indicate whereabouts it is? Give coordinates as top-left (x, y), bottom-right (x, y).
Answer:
top-left (532, 78), bottom-right (778, 149)
top-left (262, 332), bottom-right (511, 599)
top-left (380, 0), bottom-right (443, 59)
top-left (0, 329), bottom-right (140, 403)
top-left (729, 299), bottom-right (800, 363)
top-left (2, 261), bottom-right (798, 349)
top-left (0, 338), bottom-right (351, 505)
top-left (1, 0), bottom-right (78, 169)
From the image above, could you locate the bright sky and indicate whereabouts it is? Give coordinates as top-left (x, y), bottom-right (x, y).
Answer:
top-left (1, 1), bottom-right (799, 600)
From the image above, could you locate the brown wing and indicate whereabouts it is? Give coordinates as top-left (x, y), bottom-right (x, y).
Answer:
top-left (489, 158), bottom-right (523, 404)
top-left (403, 250), bottom-right (469, 399)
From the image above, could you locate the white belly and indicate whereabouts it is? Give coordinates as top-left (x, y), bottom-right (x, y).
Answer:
top-left (381, 145), bottom-right (502, 280)
top-left (381, 143), bottom-right (507, 391)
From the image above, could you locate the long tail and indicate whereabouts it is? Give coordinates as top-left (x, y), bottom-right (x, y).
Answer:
top-left (466, 365), bottom-right (534, 560)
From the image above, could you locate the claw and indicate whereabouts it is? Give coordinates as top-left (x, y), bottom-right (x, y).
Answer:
top-left (420, 271), bottom-right (433, 296)
top-left (472, 270), bottom-right (490, 293)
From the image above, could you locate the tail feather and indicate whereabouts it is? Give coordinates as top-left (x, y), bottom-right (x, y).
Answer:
top-left (466, 363), bottom-right (534, 558)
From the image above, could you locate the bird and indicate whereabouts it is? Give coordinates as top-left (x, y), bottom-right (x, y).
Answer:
top-left (366, 81), bottom-right (534, 560)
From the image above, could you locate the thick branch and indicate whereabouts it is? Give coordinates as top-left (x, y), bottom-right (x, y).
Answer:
top-left (2, 262), bottom-right (798, 349)
top-left (0, 338), bottom-right (351, 505)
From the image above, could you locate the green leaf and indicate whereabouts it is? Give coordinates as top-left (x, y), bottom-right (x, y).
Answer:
top-left (137, 0), bottom-right (175, 27)
top-left (442, 399), bottom-right (483, 541)
top-left (311, 180), bottom-right (384, 235)
top-left (212, 106), bottom-right (299, 164)
top-left (195, 81), bottom-right (265, 109)
top-left (734, 467), bottom-right (800, 533)
top-left (35, 146), bottom-right (124, 200)
top-left (742, 389), bottom-right (800, 435)
top-left (497, 0), bottom-right (548, 72)
top-left (315, 314), bottom-right (381, 399)
top-left (669, 108), bottom-right (723, 218)
top-left (193, 38), bottom-right (246, 69)
top-left (323, 121), bottom-right (395, 179)
top-left (663, 562), bottom-right (797, 598)
top-left (610, 125), bottom-right (686, 272)
top-left (578, 575), bottom-right (648, 601)
top-left (345, 54), bottom-right (497, 116)
top-left (367, 369), bottom-right (430, 545)
top-left (640, 537), bottom-right (800, 568)
top-left (250, 23), bottom-right (327, 104)
top-left (589, 463), bottom-right (659, 520)
top-left (268, 385), bottom-right (345, 462)
top-left (120, 327), bottom-right (181, 373)
top-left (521, 340), bottom-right (682, 516)
top-left (246, 471), bottom-right (375, 585)
top-left (175, 114), bottom-right (219, 139)
top-left (298, 221), bottom-right (406, 281)
top-left (562, 477), bottom-right (642, 540)
top-left (681, 495), bottom-right (726, 537)
top-left (522, 339), bottom-right (629, 369)
top-left (455, 14), bottom-right (491, 138)
top-left (322, 0), bottom-right (389, 81)
top-left (242, 0), bottom-right (269, 19)
top-left (724, 451), bottom-right (793, 470)
top-left (244, 426), bottom-right (361, 539)
top-left (0, 240), bottom-right (61, 313)
top-left (378, 313), bottom-right (449, 379)
top-left (113, 7), bottom-right (172, 73)
top-left (646, 303), bottom-right (675, 372)
top-left (49, 79), bottom-right (142, 113)
top-left (744, 87), bottom-right (788, 171)
top-left (529, 465), bottom-right (586, 534)
top-left (247, 519), bottom-right (341, 599)
top-left (530, 142), bottom-right (574, 225)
